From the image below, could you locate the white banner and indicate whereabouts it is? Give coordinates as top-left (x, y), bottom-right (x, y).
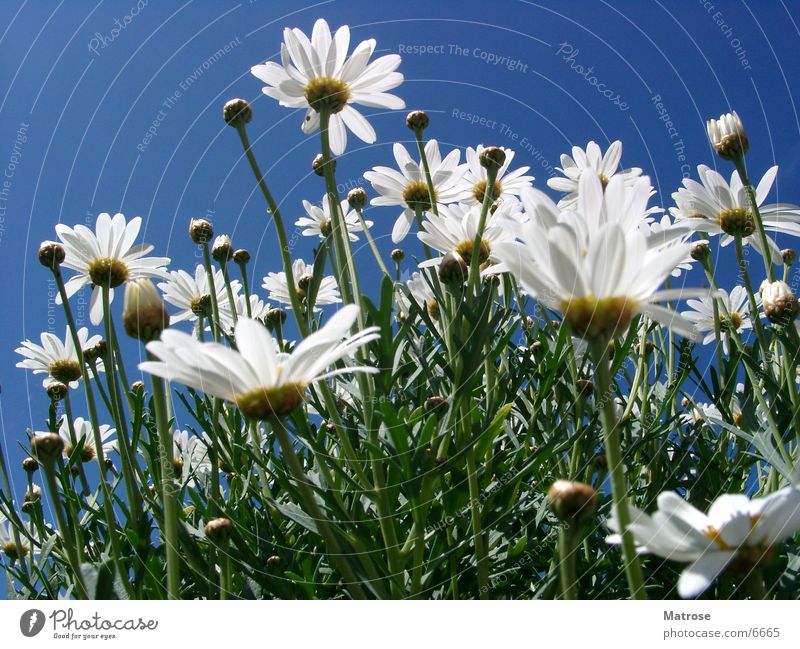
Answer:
top-left (0, 600), bottom-right (798, 648)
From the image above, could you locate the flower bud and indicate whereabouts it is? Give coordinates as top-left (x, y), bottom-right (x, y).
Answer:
top-left (267, 555), bottom-right (281, 567)
top-left (22, 457), bottom-right (39, 474)
top-left (233, 248), bottom-right (251, 265)
top-left (548, 480), bottom-right (596, 523)
top-left (424, 396), bottom-right (448, 416)
top-left (312, 153), bottom-right (335, 176)
top-left (223, 98), bottom-right (252, 127)
top-left (707, 110), bottom-right (748, 160)
top-left (390, 248), bottom-right (404, 262)
top-left (123, 279), bottom-right (170, 342)
top-left (189, 218), bottom-right (214, 244)
top-left (31, 433), bottom-right (65, 465)
top-left (438, 252), bottom-right (468, 286)
top-left (25, 485), bottom-right (42, 502)
top-left (130, 380), bottom-right (145, 395)
top-left (211, 234), bottom-right (233, 262)
top-left (38, 241), bottom-right (66, 270)
top-left (265, 307), bottom-right (287, 330)
top-left (782, 248), bottom-right (796, 267)
top-left (760, 279), bottom-right (799, 323)
top-left (576, 378), bottom-right (594, 397)
top-left (83, 340), bottom-right (108, 365)
top-left (45, 381), bottom-right (68, 402)
top-left (204, 517), bottom-right (234, 543)
top-left (347, 187), bottom-right (368, 210)
top-left (479, 146), bottom-right (506, 170)
top-left (406, 110), bottom-right (429, 132)
top-left (690, 240), bottom-right (711, 263)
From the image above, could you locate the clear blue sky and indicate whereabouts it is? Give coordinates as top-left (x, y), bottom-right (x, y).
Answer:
top-left (2, 0), bottom-right (800, 538)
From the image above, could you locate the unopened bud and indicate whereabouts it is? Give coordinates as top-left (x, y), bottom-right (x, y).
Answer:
top-left (265, 307), bottom-right (287, 329)
top-left (406, 110), bottom-right (429, 132)
top-left (83, 340), bottom-right (108, 365)
top-left (38, 241), bottom-right (65, 270)
top-left (782, 248), bottom-right (796, 267)
top-left (707, 110), bottom-right (748, 160)
top-left (204, 517), bottom-right (234, 543)
top-left (223, 98), bottom-right (252, 126)
top-left (130, 380), bottom-right (145, 395)
top-left (31, 433), bottom-right (64, 464)
top-left (347, 187), bottom-right (368, 210)
top-left (479, 146), bottom-right (506, 170)
top-left (233, 248), bottom-right (251, 265)
top-left (25, 485), bottom-right (42, 502)
top-left (690, 240), bottom-right (711, 263)
top-left (46, 381), bottom-right (68, 402)
top-left (548, 480), bottom-right (596, 523)
top-left (438, 252), bottom-right (468, 286)
top-left (760, 279), bottom-right (799, 323)
top-left (189, 218), bottom-right (214, 244)
top-left (390, 248), bottom-right (404, 262)
top-left (312, 153), bottom-right (335, 176)
top-left (576, 379), bottom-right (593, 397)
top-left (22, 457), bottom-right (39, 474)
top-left (211, 234), bottom-right (233, 262)
top-left (123, 279), bottom-right (170, 342)
top-left (267, 555), bottom-right (281, 567)
top-left (424, 396), bottom-right (448, 416)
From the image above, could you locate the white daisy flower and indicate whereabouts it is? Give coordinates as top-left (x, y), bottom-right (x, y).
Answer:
top-left (457, 145), bottom-right (534, 205)
top-left (707, 110), bottom-right (748, 159)
top-left (0, 511), bottom-right (46, 561)
top-left (171, 430), bottom-right (213, 488)
top-left (139, 305), bottom-right (379, 420)
top-left (547, 140), bottom-right (643, 209)
top-left (681, 286), bottom-right (757, 354)
top-left (262, 259), bottom-right (340, 311)
top-left (670, 165), bottom-right (800, 263)
top-left (158, 265), bottom-right (240, 324)
top-left (679, 401), bottom-right (723, 426)
top-left (15, 326), bottom-right (104, 389)
top-left (417, 201), bottom-right (513, 269)
top-left (296, 196), bottom-right (371, 241)
top-left (491, 219), bottom-right (703, 341)
top-left (607, 488), bottom-right (800, 598)
top-left (363, 140), bottom-right (467, 243)
top-left (250, 18), bottom-right (404, 155)
top-left (58, 417), bottom-right (116, 463)
top-left (55, 212), bottom-right (170, 325)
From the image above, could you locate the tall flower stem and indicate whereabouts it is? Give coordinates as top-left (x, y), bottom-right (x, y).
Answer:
top-left (354, 206), bottom-right (391, 277)
top-left (219, 259), bottom-right (239, 328)
top-left (234, 122), bottom-right (309, 337)
top-left (466, 440), bottom-right (489, 599)
top-left (466, 166), bottom-right (498, 296)
top-left (557, 524), bottom-right (580, 600)
top-left (591, 340), bottom-right (647, 600)
top-left (271, 419), bottom-right (367, 599)
top-left (41, 461), bottom-right (87, 598)
top-left (51, 268), bottom-right (133, 597)
top-left (148, 352), bottom-right (181, 600)
top-left (412, 128), bottom-right (439, 217)
top-left (235, 259), bottom-right (253, 318)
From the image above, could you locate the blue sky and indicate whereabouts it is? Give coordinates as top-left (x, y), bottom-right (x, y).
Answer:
top-left (1, 0), bottom-right (800, 526)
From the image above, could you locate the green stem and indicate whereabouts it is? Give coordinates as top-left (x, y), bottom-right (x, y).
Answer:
top-left (592, 340), bottom-right (647, 600)
top-left (234, 122), bottom-right (309, 336)
top-left (466, 447), bottom-right (489, 598)
top-left (148, 354), bottom-right (181, 600)
top-left (558, 525), bottom-right (579, 600)
top-left (733, 157), bottom-right (776, 281)
top-left (355, 207), bottom-right (391, 277)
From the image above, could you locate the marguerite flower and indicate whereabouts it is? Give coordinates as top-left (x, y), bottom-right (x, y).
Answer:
top-left (457, 145), bottom-right (534, 205)
top-left (491, 219), bottom-right (703, 341)
top-left (670, 165), bottom-right (800, 263)
top-left (58, 417), bottom-right (116, 463)
top-left (296, 196), bottom-right (371, 241)
top-left (0, 511), bottom-right (44, 561)
top-left (262, 259), bottom-right (341, 311)
top-left (55, 212), bottom-right (170, 325)
top-left (417, 201), bottom-right (513, 269)
top-left (15, 326), bottom-right (103, 388)
top-left (159, 265), bottom-right (240, 324)
top-left (139, 305), bottom-right (379, 420)
top-left (607, 488), bottom-right (800, 598)
top-left (364, 140), bottom-right (467, 243)
top-left (219, 293), bottom-right (271, 333)
top-left (396, 270), bottom-right (439, 323)
top-left (681, 286), bottom-right (757, 354)
top-left (251, 18), bottom-right (404, 155)
top-left (547, 141), bottom-right (642, 209)
top-left (707, 110), bottom-right (748, 159)
top-left (171, 430), bottom-right (212, 487)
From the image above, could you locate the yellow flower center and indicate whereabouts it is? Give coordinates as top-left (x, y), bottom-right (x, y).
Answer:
top-left (65, 441), bottom-right (95, 463)
top-left (720, 311), bottom-right (743, 332)
top-left (87, 257), bottom-right (129, 288)
top-left (703, 516), bottom-right (772, 574)
top-left (3, 541), bottom-right (28, 560)
top-left (454, 239), bottom-right (490, 266)
top-left (426, 299), bottom-right (440, 321)
top-left (598, 173), bottom-right (609, 189)
top-left (319, 219), bottom-right (332, 238)
top-left (235, 383), bottom-right (306, 420)
top-left (172, 456), bottom-right (184, 479)
top-left (559, 295), bottom-right (638, 340)
top-left (472, 179), bottom-right (504, 204)
top-left (403, 180), bottom-right (434, 212)
top-left (49, 359), bottom-right (81, 384)
top-left (304, 76), bottom-right (351, 114)
top-left (717, 207), bottom-right (755, 238)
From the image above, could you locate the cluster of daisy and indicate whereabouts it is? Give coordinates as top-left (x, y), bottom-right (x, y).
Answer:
top-left (4, 17), bottom-right (800, 602)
